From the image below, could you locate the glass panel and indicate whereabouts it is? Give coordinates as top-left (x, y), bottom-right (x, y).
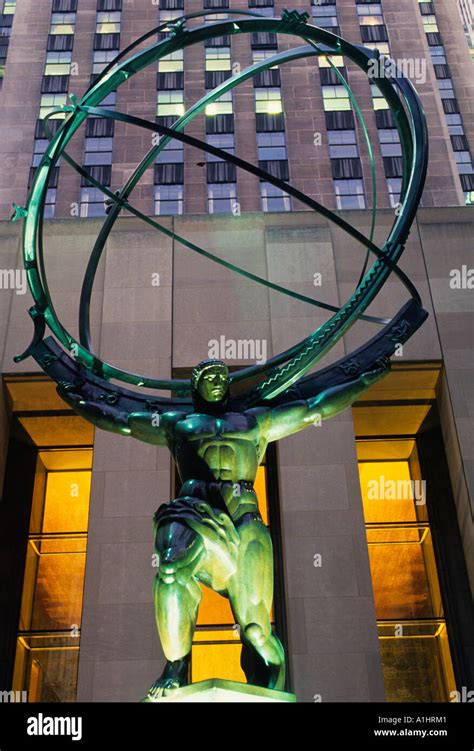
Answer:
top-left (13, 635), bottom-right (80, 703)
top-left (378, 622), bottom-right (457, 702)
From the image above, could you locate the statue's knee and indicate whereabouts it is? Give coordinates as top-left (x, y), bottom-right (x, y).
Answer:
top-left (244, 622), bottom-right (267, 649)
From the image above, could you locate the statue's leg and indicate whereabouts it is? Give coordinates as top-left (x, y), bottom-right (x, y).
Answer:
top-left (147, 519), bottom-right (205, 699)
top-left (227, 516), bottom-right (286, 691)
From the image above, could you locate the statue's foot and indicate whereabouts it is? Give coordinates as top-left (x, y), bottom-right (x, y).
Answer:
top-left (146, 655), bottom-right (190, 700)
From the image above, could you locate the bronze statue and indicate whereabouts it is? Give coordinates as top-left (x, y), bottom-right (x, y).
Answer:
top-left (57, 355), bottom-right (390, 698)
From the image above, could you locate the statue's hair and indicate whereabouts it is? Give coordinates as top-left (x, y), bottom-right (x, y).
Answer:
top-left (190, 359), bottom-right (229, 390)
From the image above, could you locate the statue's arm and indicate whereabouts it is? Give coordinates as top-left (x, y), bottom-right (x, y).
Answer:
top-left (57, 383), bottom-right (173, 446)
top-left (259, 358), bottom-right (391, 442)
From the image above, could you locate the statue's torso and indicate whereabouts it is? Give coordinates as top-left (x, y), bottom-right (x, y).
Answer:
top-left (170, 410), bottom-right (265, 484)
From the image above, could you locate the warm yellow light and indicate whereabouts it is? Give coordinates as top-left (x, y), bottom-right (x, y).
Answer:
top-left (206, 103), bottom-right (217, 116)
top-left (267, 101), bottom-right (282, 114)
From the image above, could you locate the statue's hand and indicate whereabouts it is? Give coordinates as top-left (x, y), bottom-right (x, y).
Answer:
top-left (361, 356), bottom-right (391, 387)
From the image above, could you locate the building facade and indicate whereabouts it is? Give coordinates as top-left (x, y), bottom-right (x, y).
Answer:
top-left (0, 0), bottom-right (472, 703)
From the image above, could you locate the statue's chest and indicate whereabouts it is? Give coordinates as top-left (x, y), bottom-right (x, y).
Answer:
top-left (175, 412), bottom-right (256, 441)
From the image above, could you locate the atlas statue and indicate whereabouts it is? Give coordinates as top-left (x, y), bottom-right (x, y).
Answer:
top-left (56, 355), bottom-right (390, 697)
top-left (14, 9), bottom-right (429, 701)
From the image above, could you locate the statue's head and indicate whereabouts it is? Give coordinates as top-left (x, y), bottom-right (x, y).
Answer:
top-left (191, 359), bottom-right (230, 411)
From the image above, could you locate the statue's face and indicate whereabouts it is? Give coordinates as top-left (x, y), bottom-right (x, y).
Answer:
top-left (196, 365), bottom-right (229, 403)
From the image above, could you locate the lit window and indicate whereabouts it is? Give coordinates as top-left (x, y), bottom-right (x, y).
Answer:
top-left (205, 91), bottom-right (233, 116)
top-left (318, 55), bottom-right (344, 68)
top-left (39, 93), bottom-right (68, 119)
top-left (370, 84), bottom-right (389, 110)
top-left (322, 85), bottom-right (351, 111)
top-left (50, 12), bottom-right (76, 34)
top-left (157, 90), bottom-right (185, 117)
top-left (423, 16), bottom-right (439, 33)
top-left (158, 50), bottom-right (184, 72)
top-left (45, 51), bottom-right (72, 76)
top-left (96, 11), bottom-right (121, 34)
top-left (255, 87), bottom-right (282, 114)
top-left (205, 47), bottom-right (231, 71)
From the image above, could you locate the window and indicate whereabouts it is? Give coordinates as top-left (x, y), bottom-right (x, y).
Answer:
top-left (205, 47), bottom-right (231, 71)
top-left (79, 186), bottom-right (108, 217)
top-left (96, 11), bottom-right (121, 34)
top-left (157, 90), bottom-right (185, 118)
top-left (2, 377), bottom-right (94, 703)
top-left (260, 182), bottom-right (290, 212)
top-left (379, 129), bottom-right (402, 158)
top-left (52, 0), bottom-right (77, 10)
top-left (312, 5), bottom-right (338, 29)
top-left (154, 163), bottom-right (184, 184)
top-left (158, 50), bottom-right (184, 73)
top-left (39, 93), bottom-right (68, 120)
top-left (352, 365), bottom-right (469, 702)
top-left (41, 75), bottom-right (69, 94)
top-left (155, 138), bottom-right (183, 164)
top-left (154, 184), bottom-right (183, 215)
top-left (93, 33), bottom-right (120, 51)
top-left (370, 83), bottom-right (389, 110)
top-left (206, 113), bottom-right (234, 134)
top-left (45, 51), bottom-right (72, 76)
top-left (255, 112), bottom-right (285, 132)
top-left (322, 85), bottom-right (351, 111)
top-left (84, 137), bottom-right (113, 166)
top-left (206, 133), bottom-right (235, 161)
top-left (160, 0), bottom-right (184, 8)
top-left (422, 15), bottom-right (439, 33)
top-left (47, 34), bottom-right (74, 52)
top-left (334, 178), bottom-right (366, 209)
top-left (328, 130), bottom-right (358, 159)
top-left (206, 161), bottom-right (236, 183)
top-left (97, 0), bottom-right (122, 10)
top-left (360, 25), bottom-right (388, 43)
top-left (50, 13), bottom-right (76, 35)
top-left (207, 182), bottom-right (237, 213)
top-left (255, 87), bottom-right (282, 114)
top-left (387, 177), bottom-right (402, 208)
top-left (257, 131), bottom-right (287, 161)
top-left (251, 32), bottom-right (277, 49)
top-left (383, 156), bottom-right (403, 178)
top-left (205, 91), bottom-right (233, 116)
top-left (92, 49), bottom-right (118, 74)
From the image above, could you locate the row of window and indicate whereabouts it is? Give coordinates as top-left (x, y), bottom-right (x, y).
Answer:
top-left (354, 1), bottom-right (402, 208)
top-left (417, 0), bottom-right (474, 204)
top-left (0, 0), bottom-right (16, 84)
top-left (29, 2), bottom-right (79, 217)
top-left (80, 3), bottom-right (122, 216)
top-left (315, 3), bottom-right (366, 210)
